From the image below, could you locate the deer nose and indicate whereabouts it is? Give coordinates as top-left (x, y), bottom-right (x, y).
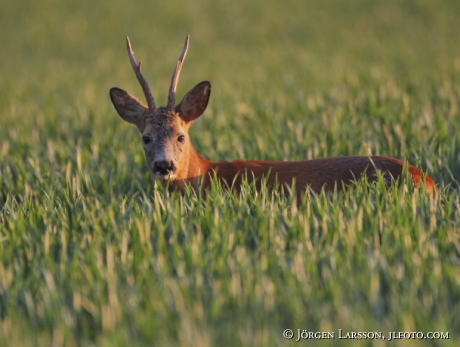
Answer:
top-left (153, 160), bottom-right (176, 175)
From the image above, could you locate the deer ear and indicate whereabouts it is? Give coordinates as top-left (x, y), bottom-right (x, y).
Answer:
top-left (176, 81), bottom-right (211, 122)
top-left (110, 87), bottom-right (147, 126)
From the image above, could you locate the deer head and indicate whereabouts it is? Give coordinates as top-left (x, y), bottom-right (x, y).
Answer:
top-left (110, 36), bottom-right (211, 182)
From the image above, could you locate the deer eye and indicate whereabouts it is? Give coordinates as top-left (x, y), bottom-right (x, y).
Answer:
top-left (142, 135), bottom-right (152, 145)
top-left (177, 135), bottom-right (185, 143)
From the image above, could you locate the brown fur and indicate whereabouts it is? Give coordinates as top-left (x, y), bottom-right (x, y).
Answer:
top-left (170, 152), bottom-right (437, 195)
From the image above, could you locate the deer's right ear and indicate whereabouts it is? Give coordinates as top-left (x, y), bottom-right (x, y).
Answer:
top-left (110, 87), bottom-right (147, 125)
top-left (176, 81), bottom-right (211, 122)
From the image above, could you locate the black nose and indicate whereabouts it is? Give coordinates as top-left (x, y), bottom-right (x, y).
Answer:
top-left (153, 160), bottom-right (176, 175)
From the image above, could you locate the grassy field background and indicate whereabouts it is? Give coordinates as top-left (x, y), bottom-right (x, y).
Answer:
top-left (1, 0), bottom-right (460, 346)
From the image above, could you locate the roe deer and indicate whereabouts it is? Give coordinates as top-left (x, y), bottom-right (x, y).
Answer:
top-left (110, 36), bottom-right (436, 195)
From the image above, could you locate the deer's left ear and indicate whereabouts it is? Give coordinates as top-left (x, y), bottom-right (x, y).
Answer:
top-left (176, 81), bottom-right (211, 122)
top-left (110, 87), bottom-right (147, 126)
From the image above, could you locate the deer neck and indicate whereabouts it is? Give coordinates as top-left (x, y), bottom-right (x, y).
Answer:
top-left (168, 144), bottom-right (213, 191)
top-left (170, 143), bottom-right (236, 191)
top-left (186, 145), bottom-right (213, 179)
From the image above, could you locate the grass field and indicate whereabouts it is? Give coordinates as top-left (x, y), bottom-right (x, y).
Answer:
top-left (1, 0), bottom-right (460, 346)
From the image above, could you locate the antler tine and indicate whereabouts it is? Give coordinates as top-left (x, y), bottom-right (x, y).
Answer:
top-left (167, 35), bottom-right (190, 110)
top-left (126, 37), bottom-right (156, 111)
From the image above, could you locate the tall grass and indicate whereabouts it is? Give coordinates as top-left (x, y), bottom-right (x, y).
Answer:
top-left (1, 0), bottom-right (459, 346)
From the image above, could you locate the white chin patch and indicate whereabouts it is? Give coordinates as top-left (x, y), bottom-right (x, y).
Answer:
top-left (154, 173), bottom-right (174, 181)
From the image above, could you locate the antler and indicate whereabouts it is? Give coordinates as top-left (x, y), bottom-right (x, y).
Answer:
top-left (167, 35), bottom-right (190, 110)
top-left (126, 37), bottom-right (156, 111)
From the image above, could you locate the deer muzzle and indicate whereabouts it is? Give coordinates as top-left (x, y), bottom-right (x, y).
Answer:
top-left (153, 160), bottom-right (176, 179)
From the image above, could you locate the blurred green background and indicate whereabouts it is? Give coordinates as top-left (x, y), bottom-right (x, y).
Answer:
top-left (2, 0), bottom-right (460, 104)
top-left (1, 0), bottom-right (460, 171)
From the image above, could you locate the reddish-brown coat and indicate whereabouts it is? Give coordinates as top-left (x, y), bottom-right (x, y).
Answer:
top-left (178, 150), bottom-right (437, 195)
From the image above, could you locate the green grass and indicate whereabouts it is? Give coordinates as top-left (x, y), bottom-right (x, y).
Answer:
top-left (1, 0), bottom-right (460, 346)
